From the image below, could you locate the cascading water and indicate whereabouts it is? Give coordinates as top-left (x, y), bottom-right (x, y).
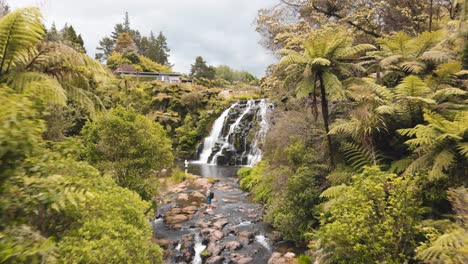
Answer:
top-left (195, 99), bottom-right (273, 166)
top-left (195, 103), bottom-right (237, 164)
top-left (191, 234), bottom-right (206, 264)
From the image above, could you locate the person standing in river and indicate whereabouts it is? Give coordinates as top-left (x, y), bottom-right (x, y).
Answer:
top-left (206, 189), bottom-right (214, 210)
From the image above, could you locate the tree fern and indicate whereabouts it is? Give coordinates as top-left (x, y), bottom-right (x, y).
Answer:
top-left (398, 110), bottom-right (468, 179)
top-left (340, 141), bottom-right (382, 171)
top-left (0, 7), bottom-right (44, 75)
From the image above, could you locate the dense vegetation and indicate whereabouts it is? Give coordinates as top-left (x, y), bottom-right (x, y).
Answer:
top-left (0, 4), bottom-right (263, 262)
top-left (238, 0), bottom-right (468, 263)
top-left (1, 0), bottom-right (466, 263)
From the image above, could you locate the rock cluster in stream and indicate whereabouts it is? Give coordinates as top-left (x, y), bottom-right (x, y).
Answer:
top-left (154, 175), bottom-right (299, 264)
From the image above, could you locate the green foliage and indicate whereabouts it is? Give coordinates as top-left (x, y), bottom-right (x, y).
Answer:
top-left (266, 165), bottom-right (325, 240)
top-left (170, 167), bottom-right (186, 183)
top-left (314, 167), bottom-right (423, 263)
top-left (82, 106), bottom-right (173, 199)
top-left (398, 110), bottom-right (468, 180)
top-left (0, 90), bottom-right (163, 263)
top-left (0, 88), bottom-right (43, 185)
top-left (297, 254), bottom-right (312, 264)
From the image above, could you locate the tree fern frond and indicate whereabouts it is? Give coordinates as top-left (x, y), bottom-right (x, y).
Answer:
top-left (410, 30), bottom-right (444, 57)
top-left (322, 71), bottom-right (345, 100)
top-left (419, 51), bottom-right (451, 63)
top-left (4, 72), bottom-right (66, 105)
top-left (389, 157), bottom-right (413, 173)
top-left (312, 57), bottom-right (331, 66)
top-left (341, 142), bottom-right (381, 171)
top-left (432, 87), bottom-right (467, 101)
top-left (0, 7), bottom-right (44, 75)
top-left (456, 142), bottom-right (468, 158)
top-left (336, 44), bottom-right (376, 59)
top-left (400, 60), bottom-right (426, 73)
top-left (320, 184), bottom-right (350, 199)
top-left (429, 150), bottom-right (456, 180)
top-left (379, 54), bottom-right (403, 68)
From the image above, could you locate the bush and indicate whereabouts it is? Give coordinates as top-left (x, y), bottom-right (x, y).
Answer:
top-left (82, 106), bottom-right (173, 199)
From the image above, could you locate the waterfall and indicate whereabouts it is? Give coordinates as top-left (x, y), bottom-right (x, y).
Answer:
top-left (195, 103), bottom-right (236, 164)
top-left (195, 99), bottom-right (273, 166)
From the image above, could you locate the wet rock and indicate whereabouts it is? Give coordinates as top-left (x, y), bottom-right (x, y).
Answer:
top-left (238, 231), bottom-right (255, 245)
top-left (201, 228), bottom-right (215, 237)
top-left (192, 177), bottom-right (212, 189)
top-left (206, 255), bottom-right (224, 264)
top-left (165, 214), bottom-right (189, 224)
top-left (211, 230), bottom-right (224, 241)
top-left (269, 231), bottom-right (283, 243)
top-left (212, 219), bottom-right (229, 230)
top-left (177, 193), bottom-right (189, 201)
top-left (207, 242), bottom-right (225, 256)
top-left (168, 207), bottom-right (182, 214)
top-left (225, 241), bottom-right (242, 251)
top-left (181, 205), bottom-right (198, 214)
top-left (230, 253), bottom-right (253, 264)
top-left (196, 221), bottom-right (211, 229)
top-left (267, 252), bottom-right (297, 264)
top-left (191, 191), bottom-right (205, 199)
top-left (154, 238), bottom-right (172, 249)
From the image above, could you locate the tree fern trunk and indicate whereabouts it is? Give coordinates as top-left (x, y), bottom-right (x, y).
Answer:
top-left (318, 73), bottom-right (335, 167)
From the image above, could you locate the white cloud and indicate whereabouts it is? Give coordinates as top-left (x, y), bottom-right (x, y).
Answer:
top-left (7, 0), bottom-right (278, 76)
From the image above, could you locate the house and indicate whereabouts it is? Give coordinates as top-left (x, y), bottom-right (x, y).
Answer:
top-left (114, 64), bottom-right (182, 83)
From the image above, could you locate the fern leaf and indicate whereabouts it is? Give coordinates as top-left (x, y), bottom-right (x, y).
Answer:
top-left (0, 7), bottom-right (44, 75)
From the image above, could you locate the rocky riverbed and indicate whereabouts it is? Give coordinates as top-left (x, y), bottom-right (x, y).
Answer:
top-left (152, 172), bottom-right (300, 264)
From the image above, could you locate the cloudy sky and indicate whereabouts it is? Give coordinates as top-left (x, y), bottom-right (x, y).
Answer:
top-left (8, 0), bottom-right (278, 76)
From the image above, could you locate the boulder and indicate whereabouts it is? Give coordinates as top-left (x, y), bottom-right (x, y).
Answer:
top-left (284, 252), bottom-right (296, 259)
top-left (211, 230), bottom-right (224, 241)
top-left (230, 253), bottom-right (253, 264)
top-left (212, 219), bottom-right (229, 230)
top-left (225, 241), bottom-right (242, 250)
top-left (192, 191), bottom-right (205, 199)
top-left (181, 206), bottom-right (198, 214)
top-left (201, 228), bottom-right (215, 237)
top-left (207, 242), bottom-right (225, 256)
top-left (177, 193), bottom-right (189, 201)
top-left (206, 256), bottom-right (224, 264)
top-left (192, 177), bottom-right (212, 189)
top-left (196, 221), bottom-right (211, 229)
top-left (269, 231), bottom-right (283, 243)
top-left (165, 214), bottom-right (189, 224)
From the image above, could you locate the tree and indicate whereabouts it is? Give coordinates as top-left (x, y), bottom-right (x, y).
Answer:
top-left (61, 24), bottom-right (86, 52)
top-left (0, 8), bottom-right (108, 117)
top-left (82, 106), bottom-right (174, 200)
top-left (397, 110), bottom-right (468, 180)
top-left (95, 36), bottom-right (114, 61)
top-left (278, 28), bottom-right (375, 167)
top-left (154, 31), bottom-right (171, 66)
top-left (190, 56), bottom-right (216, 79)
top-left (114, 32), bottom-right (138, 52)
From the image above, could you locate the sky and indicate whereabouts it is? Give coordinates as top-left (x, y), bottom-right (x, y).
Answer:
top-left (8, 0), bottom-right (278, 76)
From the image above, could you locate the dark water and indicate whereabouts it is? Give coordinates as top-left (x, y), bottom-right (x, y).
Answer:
top-left (186, 163), bottom-right (242, 178)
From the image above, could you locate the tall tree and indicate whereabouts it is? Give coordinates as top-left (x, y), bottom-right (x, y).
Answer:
top-left (278, 28), bottom-right (375, 167)
top-left (114, 32), bottom-right (137, 53)
top-left (61, 24), bottom-right (86, 52)
top-left (154, 31), bottom-right (171, 66)
top-left (190, 56), bottom-right (215, 79)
